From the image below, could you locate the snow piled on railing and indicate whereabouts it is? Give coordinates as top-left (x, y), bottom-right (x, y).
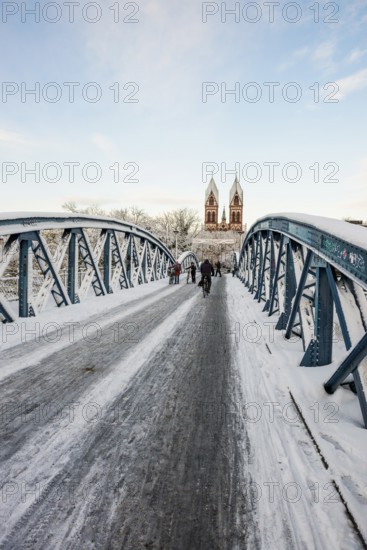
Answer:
top-left (255, 213), bottom-right (367, 250)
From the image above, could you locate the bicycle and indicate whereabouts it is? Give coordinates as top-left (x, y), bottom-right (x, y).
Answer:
top-left (202, 275), bottom-right (210, 298)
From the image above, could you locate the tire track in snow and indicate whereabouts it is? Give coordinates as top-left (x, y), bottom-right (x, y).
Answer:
top-left (0, 288), bottom-right (197, 546)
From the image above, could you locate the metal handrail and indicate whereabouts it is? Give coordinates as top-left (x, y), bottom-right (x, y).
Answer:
top-left (241, 213), bottom-right (367, 289)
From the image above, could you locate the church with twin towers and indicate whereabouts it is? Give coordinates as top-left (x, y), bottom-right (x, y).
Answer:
top-left (204, 176), bottom-right (244, 232)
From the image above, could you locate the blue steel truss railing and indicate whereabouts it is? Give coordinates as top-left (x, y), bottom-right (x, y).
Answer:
top-left (177, 251), bottom-right (200, 273)
top-left (238, 213), bottom-right (367, 428)
top-left (0, 213), bottom-right (198, 324)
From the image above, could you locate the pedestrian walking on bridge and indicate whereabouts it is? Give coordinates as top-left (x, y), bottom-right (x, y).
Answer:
top-left (173, 261), bottom-right (181, 284)
top-left (215, 260), bottom-right (222, 277)
top-left (190, 262), bottom-right (196, 283)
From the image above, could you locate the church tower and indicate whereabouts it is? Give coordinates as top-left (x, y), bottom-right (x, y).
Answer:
top-left (219, 205), bottom-right (228, 230)
top-left (229, 175), bottom-right (243, 231)
top-left (204, 177), bottom-right (219, 230)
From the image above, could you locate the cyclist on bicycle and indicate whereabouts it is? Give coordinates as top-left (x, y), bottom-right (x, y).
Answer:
top-left (200, 259), bottom-right (213, 292)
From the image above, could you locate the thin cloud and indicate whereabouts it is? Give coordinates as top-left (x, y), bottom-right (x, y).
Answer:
top-left (335, 67), bottom-right (367, 100)
top-left (347, 48), bottom-right (367, 63)
top-left (0, 129), bottom-right (27, 144)
top-left (79, 0), bottom-right (222, 112)
top-left (313, 41), bottom-right (335, 61)
top-left (91, 133), bottom-right (119, 156)
top-left (277, 47), bottom-right (309, 72)
top-left (312, 40), bottom-right (337, 73)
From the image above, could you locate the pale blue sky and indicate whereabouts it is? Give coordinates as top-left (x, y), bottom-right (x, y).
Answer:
top-left (1, 0), bottom-right (367, 226)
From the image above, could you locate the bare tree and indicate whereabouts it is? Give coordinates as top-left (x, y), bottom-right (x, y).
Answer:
top-left (60, 202), bottom-right (201, 255)
top-left (62, 202), bottom-right (106, 216)
top-left (155, 208), bottom-right (201, 252)
top-left (61, 201), bottom-right (79, 213)
top-left (110, 206), bottom-right (152, 227)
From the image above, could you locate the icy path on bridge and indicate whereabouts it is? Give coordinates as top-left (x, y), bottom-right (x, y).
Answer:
top-left (0, 275), bottom-right (366, 549)
top-left (229, 276), bottom-right (367, 548)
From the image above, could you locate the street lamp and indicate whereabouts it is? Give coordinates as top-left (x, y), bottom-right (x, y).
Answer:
top-left (173, 229), bottom-right (179, 259)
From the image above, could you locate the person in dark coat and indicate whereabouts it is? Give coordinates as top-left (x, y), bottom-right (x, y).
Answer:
top-left (190, 262), bottom-right (196, 283)
top-left (173, 261), bottom-right (181, 284)
top-left (168, 265), bottom-right (175, 284)
top-left (200, 259), bottom-right (213, 291)
top-left (215, 261), bottom-right (221, 277)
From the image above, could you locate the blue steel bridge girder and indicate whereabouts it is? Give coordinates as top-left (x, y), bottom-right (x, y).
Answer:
top-left (285, 249), bottom-right (314, 340)
top-left (154, 246), bottom-right (162, 279)
top-left (263, 232), bottom-right (276, 312)
top-left (154, 247), bottom-right (161, 280)
top-left (0, 236), bottom-right (17, 321)
top-left (161, 251), bottom-right (166, 277)
top-left (125, 233), bottom-right (133, 288)
top-left (146, 242), bottom-right (153, 282)
top-left (103, 231), bottom-right (113, 294)
top-left (0, 300), bottom-right (14, 323)
top-left (324, 331), bottom-right (367, 428)
top-left (149, 241), bottom-right (155, 281)
top-left (238, 214), bottom-right (367, 428)
top-left (32, 233), bottom-right (71, 312)
top-left (0, 234), bottom-right (18, 278)
top-left (257, 231), bottom-right (271, 307)
top-left (129, 234), bottom-right (141, 286)
top-left (244, 236), bottom-right (255, 287)
top-left (255, 231), bottom-right (267, 302)
top-left (150, 245), bottom-right (158, 282)
top-left (0, 213), bottom-right (178, 322)
top-left (131, 235), bottom-right (140, 272)
top-left (18, 231), bottom-right (70, 318)
top-left (140, 238), bottom-right (147, 285)
top-left (301, 259), bottom-right (334, 367)
top-left (276, 239), bottom-right (297, 331)
top-left (241, 244), bottom-right (247, 286)
top-left (77, 228), bottom-right (107, 298)
top-left (251, 232), bottom-right (263, 296)
top-left (269, 234), bottom-right (285, 317)
top-left (250, 234), bottom-right (260, 293)
top-left (246, 238), bottom-right (252, 287)
top-left (324, 267), bottom-right (367, 426)
top-left (19, 237), bottom-right (33, 318)
top-left (238, 243), bottom-right (245, 283)
top-left (325, 265), bottom-right (351, 350)
top-left (246, 237), bottom-right (253, 289)
top-left (178, 252), bottom-right (200, 277)
top-left (110, 230), bottom-right (129, 290)
top-left (68, 231), bottom-right (79, 304)
top-left (138, 238), bottom-right (145, 283)
top-left (254, 232), bottom-right (264, 299)
top-left (246, 235), bottom-right (257, 292)
top-left (157, 247), bottom-right (164, 279)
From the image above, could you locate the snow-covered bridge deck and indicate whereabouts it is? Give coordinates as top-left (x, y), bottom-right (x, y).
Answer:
top-left (0, 276), bottom-right (366, 549)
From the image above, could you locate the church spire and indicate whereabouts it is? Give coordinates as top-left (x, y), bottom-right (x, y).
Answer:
top-left (205, 176), bottom-right (219, 204)
top-left (222, 205), bottom-right (226, 222)
top-left (229, 175), bottom-right (243, 204)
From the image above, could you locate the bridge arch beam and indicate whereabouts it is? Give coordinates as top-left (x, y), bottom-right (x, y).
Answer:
top-left (238, 213), bottom-right (367, 428)
top-left (0, 213), bottom-right (197, 322)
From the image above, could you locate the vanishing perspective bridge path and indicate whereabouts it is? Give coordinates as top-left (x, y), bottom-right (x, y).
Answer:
top-left (0, 212), bottom-right (366, 549)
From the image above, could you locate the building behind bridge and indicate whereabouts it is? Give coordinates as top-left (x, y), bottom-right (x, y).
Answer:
top-left (204, 175), bottom-right (244, 232)
top-left (190, 176), bottom-right (246, 266)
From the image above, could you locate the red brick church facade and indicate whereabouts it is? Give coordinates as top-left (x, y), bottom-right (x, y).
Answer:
top-left (204, 176), bottom-right (244, 231)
